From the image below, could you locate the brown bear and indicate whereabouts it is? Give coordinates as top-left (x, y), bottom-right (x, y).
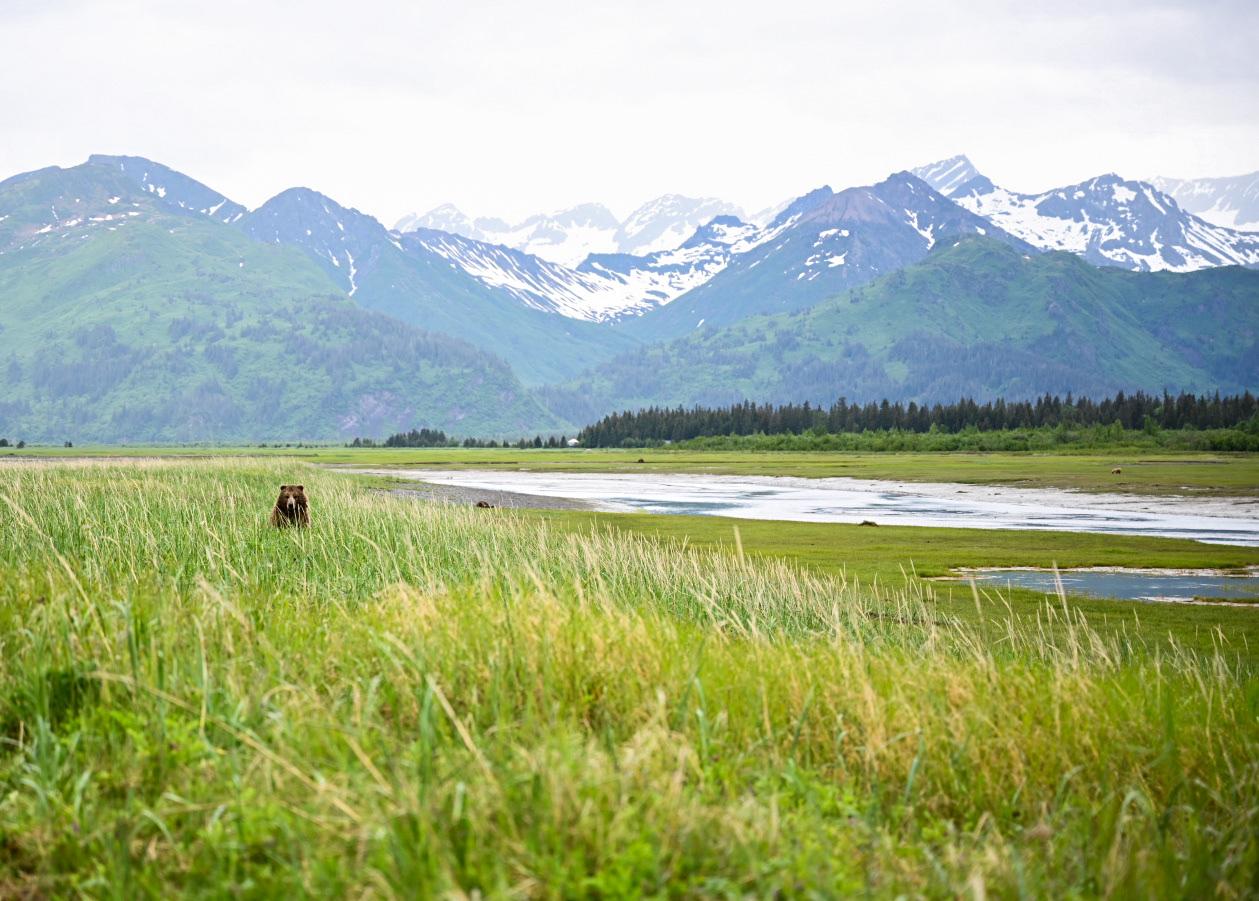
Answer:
top-left (270, 484), bottom-right (310, 527)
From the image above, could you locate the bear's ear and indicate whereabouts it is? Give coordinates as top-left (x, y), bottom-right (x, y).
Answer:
top-left (279, 484), bottom-right (288, 490)
top-left (296, 485), bottom-right (304, 491)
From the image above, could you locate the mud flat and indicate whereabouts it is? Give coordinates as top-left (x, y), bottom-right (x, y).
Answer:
top-left (339, 468), bottom-right (1259, 546)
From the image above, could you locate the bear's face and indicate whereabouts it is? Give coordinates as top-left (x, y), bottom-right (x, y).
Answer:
top-left (275, 484), bottom-right (308, 514)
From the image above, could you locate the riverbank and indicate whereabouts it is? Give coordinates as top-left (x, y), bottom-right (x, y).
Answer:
top-left (9, 446), bottom-right (1259, 497)
top-left (341, 467), bottom-right (1259, 545)
top-left (382, 481), bottom-right (600, 512)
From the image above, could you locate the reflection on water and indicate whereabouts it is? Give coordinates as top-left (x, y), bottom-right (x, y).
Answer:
top-left (969, 569), bottom-right (1259, 602)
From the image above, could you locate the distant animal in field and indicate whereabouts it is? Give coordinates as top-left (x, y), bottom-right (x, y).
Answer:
top-left (636, 458), bottom-right (646, 463)
top-left (1111, 467), bottom-right (1123, 475)
top-left (270, 484), bottom-right (310, 527)
top-left (859, 520), bottom-right (878, 527)
top-left (475, 500), bottom-right (495, 509)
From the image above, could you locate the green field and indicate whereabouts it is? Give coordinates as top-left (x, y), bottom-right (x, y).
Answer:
top-left (530, 511), bottom-right (1259, 663)
top-left (1, 457), bottom-right (1257, 896)
top-left (8, 445), bottom-right (1259, 496)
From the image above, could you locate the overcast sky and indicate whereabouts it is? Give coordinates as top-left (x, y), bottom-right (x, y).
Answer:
top-left (1, 0), bottom-right (1256, 225)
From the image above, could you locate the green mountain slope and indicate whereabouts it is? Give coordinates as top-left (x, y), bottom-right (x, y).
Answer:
top-left (237, 187), bottom-right (638, 385)
top-left (545, 237), bottom-right (1259, 423)
top-left (0, 164), bottom-right (564, 442)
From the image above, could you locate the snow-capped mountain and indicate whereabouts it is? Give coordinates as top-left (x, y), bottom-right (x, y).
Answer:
top-left (89, 154), bottom-right (246, 223)
top-left (748, 196), bottom-right (795, 226)
top-left (234, 185), bottom-right (636, 383)
top-left (913, 155), bottom-right (1259, 271)
top-left (612, 195), bottom-right (745, 257)
top-left (625, 172), bottom-right (1034, 340)
top-left (394, 195), bottom-right (746, 267)
top-left (406, 215), bottom-right (770, 322)
top-left (393, 203), bottom-right (483, 238)
top-left (395, 203), bottom-right (618, 267)
top-left (227, 157), bottom-right (1259, 334)
top-left (910, 154), bottom-right (981, 197)
top-left (577, 216), bottom-right (770, 314)
top-left (951, 171), bottom-right (1259, 271)
top-left (1151, 172), bottom-right (1259, 232)
top-left (404, 227), bottom-right (634, 320)
top-left (497, 203), bottom-right (621, 267)
top-left (405, 174), bottom-right (1041, 329)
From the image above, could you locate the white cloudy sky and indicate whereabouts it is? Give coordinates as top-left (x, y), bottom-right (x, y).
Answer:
top-left (1, 0), bottom-right (1255, 225)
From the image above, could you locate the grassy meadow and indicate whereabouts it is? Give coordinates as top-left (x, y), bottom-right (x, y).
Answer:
top-left (1, 458), bottom-right (1258, 896)
top-left (7, 444), bottom-right (1259, 496)
top-left (531, 512), bottom-right (1259, 663)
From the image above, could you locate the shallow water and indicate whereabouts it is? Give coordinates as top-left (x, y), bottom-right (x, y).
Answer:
top-left (349, 469), bottom-right (1259, 546)
top-left (968, 569), bottom-right (1259, 603)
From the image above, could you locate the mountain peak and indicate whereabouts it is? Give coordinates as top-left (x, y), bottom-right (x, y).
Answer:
top-left (911, 155), bottom-right (982, 197)
top-left (772, 186), bottom-right (834, 225)
top-left (84, 153), bottom-right (246, 223)
top-left (951, 170), bottom-right (1259, 271)
top-left (542, 203), bottom-right (619, 230)
top-left (1151, 170), bottom-right (1259, 231)
top-left (394, 204), bottom-right (477, 237)
top-left (613, 195), bottom-right (745, 257)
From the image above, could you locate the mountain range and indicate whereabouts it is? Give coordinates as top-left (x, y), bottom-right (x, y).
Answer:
top-left (0, 151), bottom-right (1254, 442)
top-left (394, 195), bottom-right (747, 267)
top-left (544, 236), bottom-right (1259, 426)
top-left (912, 155), bottom-right (1259, 272)
top-left (401, 157), bottom-right (1259, 324)
top-left (0, 157), bottom-right (562, 442)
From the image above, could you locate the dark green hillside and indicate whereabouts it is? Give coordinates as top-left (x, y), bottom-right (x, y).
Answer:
top-left (238, 187), bottom-right (638, 385)
top-left (0, 165), bottom-right (564, 442)
top-left (546, 237), bottom-right (1259, 423)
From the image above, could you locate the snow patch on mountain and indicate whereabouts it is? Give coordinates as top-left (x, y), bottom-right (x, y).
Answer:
top-left (395, 203), bottom-right (618, 267)
top-left (404, 228), bottom-right (638, 320)
top-left (953, 173), bottom-right (1259, 271)
top-left (89, 154), bottom-right (247, 223)
top-left (1152, 171), bottom-right (1259, 232)
top-left (407, 213), bottom-right (775, 322)
top-left (613, 195), bottom-right (745, 257)
top-left (911, 155), bottom-right (981, 197)
top-left (238, 187), bottom-right (386, 294)
top-left (395, 194), bottom-right (746, 266)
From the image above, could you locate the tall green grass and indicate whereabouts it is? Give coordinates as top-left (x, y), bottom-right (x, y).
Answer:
top-left (1, 459), bottom-right (1256, 897)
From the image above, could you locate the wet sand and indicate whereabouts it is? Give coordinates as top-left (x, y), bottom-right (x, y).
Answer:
top-left (342, 468), bottom-right (1259, 546)
top-left (382, 481), bottom-right (599, 512)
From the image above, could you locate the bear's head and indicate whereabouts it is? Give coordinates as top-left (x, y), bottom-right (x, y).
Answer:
top-left (276, 484), bottom-right (308, 515)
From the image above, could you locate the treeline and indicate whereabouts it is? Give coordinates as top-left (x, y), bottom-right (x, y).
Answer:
top-left (352, 429), bottom-right (575, 449)
top-left (579, 392), bottom-right (1259, 447)
top-left (682, 424), bottom-right (1259, 453)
